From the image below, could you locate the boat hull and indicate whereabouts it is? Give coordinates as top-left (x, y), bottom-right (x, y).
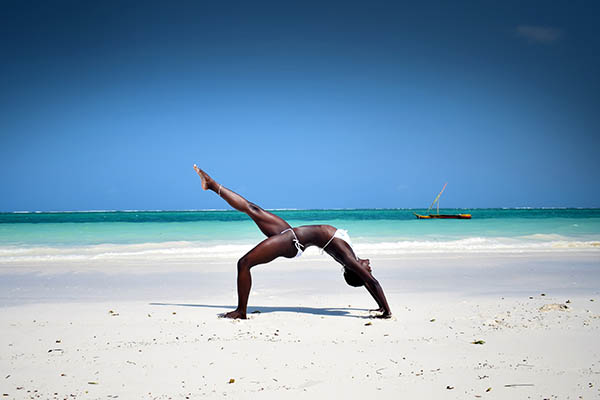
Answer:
top-left (414, 213), bottom-right (471, 219)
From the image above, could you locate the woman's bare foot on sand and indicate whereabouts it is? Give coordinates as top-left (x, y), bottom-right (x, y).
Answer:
top-left (369, 307), bottom-right (391, 318)
top-left (220, 309), bottom-right (247, 319)
top-left (193, 164), bottom-right (215, 191)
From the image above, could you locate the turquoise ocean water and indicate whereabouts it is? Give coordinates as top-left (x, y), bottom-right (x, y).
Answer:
top-left (1, 209), bottom-right (599, 264)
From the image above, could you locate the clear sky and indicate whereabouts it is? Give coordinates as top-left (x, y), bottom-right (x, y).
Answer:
top-left (1, 1), bottom-right (599, 211)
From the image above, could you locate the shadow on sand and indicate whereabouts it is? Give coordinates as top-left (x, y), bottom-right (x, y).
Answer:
top-left (149, 303), bottom-right (371, 318)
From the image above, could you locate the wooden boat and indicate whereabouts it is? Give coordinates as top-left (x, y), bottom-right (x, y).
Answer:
top-left (414, 183), bottom-right (471, 219)
top-left (414, 213), bottom-right (472, 219)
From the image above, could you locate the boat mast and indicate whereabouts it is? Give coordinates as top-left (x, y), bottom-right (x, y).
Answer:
top-left (428, 183), bottom-right (447, 215)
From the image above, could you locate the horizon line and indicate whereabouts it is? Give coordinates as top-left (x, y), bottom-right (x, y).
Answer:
top-left (3, 207), bottom-right (599, 214)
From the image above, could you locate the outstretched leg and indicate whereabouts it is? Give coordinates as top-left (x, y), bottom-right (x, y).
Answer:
top-left (194, 165), bottom-right (291, 237)
top-left (223, 234), bottom-right (296, 319)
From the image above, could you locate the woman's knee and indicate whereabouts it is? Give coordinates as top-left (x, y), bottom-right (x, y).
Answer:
top-left (247, 202), bottom-right (263, 215)
top-left (237, 256), bottom-right (250, 272)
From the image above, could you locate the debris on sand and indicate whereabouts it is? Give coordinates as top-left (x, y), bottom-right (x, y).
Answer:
top-left (504, 383), bottom-right (534, 387)
top-left (471, 340), bottom-right (485, 345)
top-left (539, 304), bottom-right (568, 312)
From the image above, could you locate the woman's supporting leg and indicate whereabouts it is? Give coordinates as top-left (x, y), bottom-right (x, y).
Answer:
top-left (223, 234), bottom-right (296, 319)
top-left (194, 165), bottom-right (291, 237)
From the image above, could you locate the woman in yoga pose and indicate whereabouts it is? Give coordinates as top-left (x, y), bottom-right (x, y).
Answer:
top-left (194, 165), bottom-right (392, 319)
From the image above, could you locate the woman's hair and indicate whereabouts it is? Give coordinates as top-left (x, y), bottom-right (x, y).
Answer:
top-left (343, 267), bottom-right (364, 287)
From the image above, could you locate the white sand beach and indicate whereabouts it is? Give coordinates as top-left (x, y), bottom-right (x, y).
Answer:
top-left (1, 251), bottom-right (599, 399)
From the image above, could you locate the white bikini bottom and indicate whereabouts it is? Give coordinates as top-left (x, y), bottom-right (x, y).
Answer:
top-left (281, 228), bottom-right (356, 259)
top-left (281, 228), bottom-right (304, 258)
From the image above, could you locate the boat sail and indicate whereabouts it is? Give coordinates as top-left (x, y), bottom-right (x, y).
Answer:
top-left (414, 183), bottom-right (471, 219)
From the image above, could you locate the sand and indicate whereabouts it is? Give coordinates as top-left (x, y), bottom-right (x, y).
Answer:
top-left (1, 251), bottom-right (600, 399)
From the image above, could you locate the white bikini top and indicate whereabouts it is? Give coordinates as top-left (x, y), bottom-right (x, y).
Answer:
top-left (320, 229), bottom-right (358, 260)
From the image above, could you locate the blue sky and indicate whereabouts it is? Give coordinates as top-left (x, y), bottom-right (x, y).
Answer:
top-left (1, 1), bottom-right (599, 211)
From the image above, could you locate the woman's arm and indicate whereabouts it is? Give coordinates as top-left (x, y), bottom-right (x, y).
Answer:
top-left (333, 251), bottom-right (392, 318)
top-left (362, 274), bottom-right (392, 318)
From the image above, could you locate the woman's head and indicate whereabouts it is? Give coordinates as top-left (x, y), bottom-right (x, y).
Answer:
top-left (343, 267), bottom-right (364, 287)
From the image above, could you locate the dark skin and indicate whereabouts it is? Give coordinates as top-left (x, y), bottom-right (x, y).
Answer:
top-left (194, 165), bottom-right (392, 319)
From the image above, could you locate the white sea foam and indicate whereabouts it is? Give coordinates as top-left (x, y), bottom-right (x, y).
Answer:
top-left (519, 233), bottom-right (569, 241)
top-left (355, 238), bottom-right (600, 255)
top-left (0, 241), bottom-right (255, 263)
top-left (1, 237), bottom-right (599, 264)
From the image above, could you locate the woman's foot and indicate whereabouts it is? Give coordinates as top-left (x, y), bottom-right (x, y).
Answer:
top-left (220, 309), bottom-right (247, 319)
top-left (193, 164), bottom-right (215, 191)
top-left (369, 307), bottom-right (392, 318)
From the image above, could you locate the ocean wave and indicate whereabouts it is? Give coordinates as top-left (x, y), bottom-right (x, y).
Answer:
top-left (1, 237), bottom-right (599, 263)
top-left (355, 237), bottom-right (600, 254)
top-left (0, 241), bottom-right (255, 263)
top-left (519, 233), bottom-right (569, 241)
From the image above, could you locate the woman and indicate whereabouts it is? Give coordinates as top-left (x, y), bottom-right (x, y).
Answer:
top-left (194, 165), bottom-right (392, 319)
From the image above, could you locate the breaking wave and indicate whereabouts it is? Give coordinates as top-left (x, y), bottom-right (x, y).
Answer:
top-left (1, 236), bottom-right (599, 264)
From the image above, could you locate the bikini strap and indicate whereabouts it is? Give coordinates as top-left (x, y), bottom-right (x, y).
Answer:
top-left (320, 230), bottom-right (337, 255)
top-left (281, 228), bottom-right (304, 252)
